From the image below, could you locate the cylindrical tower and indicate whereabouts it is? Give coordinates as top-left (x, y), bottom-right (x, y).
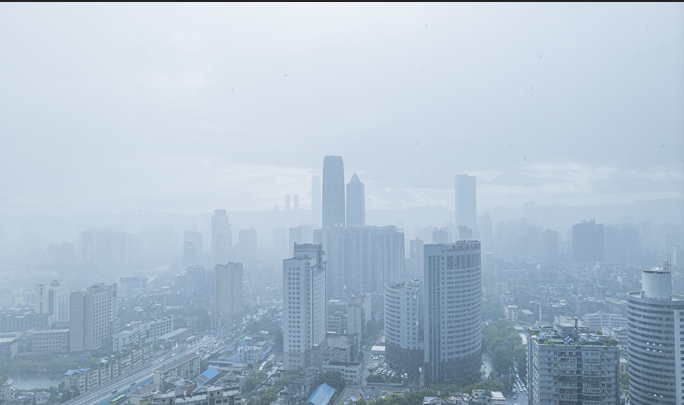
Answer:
top-left (627, 265), bottom-right (684, 405)
top-left (423, 241), bottom-right (482, 385)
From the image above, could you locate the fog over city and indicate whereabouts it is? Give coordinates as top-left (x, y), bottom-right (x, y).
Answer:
top-left (0, 3), bottom-right (682, 405)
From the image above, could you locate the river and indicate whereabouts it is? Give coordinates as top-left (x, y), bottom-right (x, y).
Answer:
top-left (10, 373), bottom-right (64, 390)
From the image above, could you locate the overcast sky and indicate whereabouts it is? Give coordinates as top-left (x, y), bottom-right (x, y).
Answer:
top-left (1, 3), bottom-right (682, 215)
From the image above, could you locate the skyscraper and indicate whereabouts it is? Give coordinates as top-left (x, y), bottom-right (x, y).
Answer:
top-left (346, 173), bottom-right (365, 227)
top-left (572, 220), bottom-right (604, 263)
top-left (236, 228), bottom-right (258, 262)
top-left (183, 231), bottom-right (203, 267)
top-left (69, 283), bottom-right (118, 352)
top-left (315, 226), bottom-right (404, 298)
top-left (322, 156), bottom-right (345, 229)
top-left (312, 175), bottom-right (322, 227)
top-left (627, 260), bottom-right (684, 405)
top-left (214, 263), bottom-right (243, 326)
top-left (385, 280), bottom-right (423, 375)
top-left (283, 243), bottom-right (327, 370)
top-left (211, 210), bottom-right (232, 265)
top-left (423, 241), bottom-right (482, 384)
top-left (455, 174), bottom-right (476, 229)
top-left (408, 239), bottom-right (424, 279)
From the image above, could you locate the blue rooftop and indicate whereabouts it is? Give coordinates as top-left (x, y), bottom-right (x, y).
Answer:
top-left (194, 368), bottom-right (220, 386)
top-left (307, 383), bottom-right (337, 405)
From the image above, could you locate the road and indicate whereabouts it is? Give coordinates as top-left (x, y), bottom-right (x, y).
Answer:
top-left (63, 308), bottom-right (267, 405)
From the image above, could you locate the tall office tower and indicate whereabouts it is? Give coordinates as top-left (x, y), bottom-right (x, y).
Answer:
top-left (346, 173), bottom-right (365, 227)
top-left (409, 239), bottom-right (425, 279)
top-left (541, 229), bottom-right (558, 263)
top-left (572, 220), bottom-right (605, 263)
top-left (236, 228), bottom-right (258, 262)
top-left (312, 175), bottom-right (322, 227)
top-left (385, 280), bottom-right (423, 375)
top-left (315, 226), bottom-right (404, 298)
top-left (214, 263), bottom-right (243, 326)
top-left (183, 231), bottom-right (203, 267)
top-left (455, 174), bottom-right (476, 229)
top-left (283, 243), bottom-right (326, 370)
top-left (285, 194), bottom-right (291, 211)
top-left (289, 226), bottom-right (313, 256)
top-left (212, 210), bottom-right (232, 265)
top-left (423, 241), bottom-right (482, 384)
top-left (69, 283), bottom-right (118, 352)
top-left (185, 266), bottom-right (207, 296)
top-left (272, 227), bottom-right (289, 259)
top-left (322, 156), bottom-right (345, 229)
top-left (457, 225), bottom-right (472, 240)
top-left (293, 195), bottom-right (299, 211)
top-left (36, 280), bottom-right (70, 325)
top-left (527, 321), bottom-right (620, 405)
top-left (627, 260), bottom-right (684, 405)
top-left (433, 227), bottom-right (450, 244)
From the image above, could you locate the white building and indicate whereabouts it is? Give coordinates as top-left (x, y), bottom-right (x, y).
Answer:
top-left (385, 280), bottom-right (423, 374)
top-left (69, 283), bottom-right (118, 352)
top-left (527, 323), bottom-right (620, 405)
top-left (1, 379), bottom-right (15, 401)
top-left (582, 312), bottom-right (627, 331)
top-left (214, 263), bottom-right (243, 326)
top-left (627, 262), bottom-right (684, 405)
top-left (36, 280), bottom-right (70, 327)
top-left (283, 243), bottom-right (327, 370)
top-left (322, 360), bottom-right (362, 384)
top-left (424, 242), bottom-right (482, 384)
top-left (32, 329), bottom-right (69, 353)
top-left (112, 316), bottom-right (174, 351)
top-left (505, 305), bottom-right (518, 322)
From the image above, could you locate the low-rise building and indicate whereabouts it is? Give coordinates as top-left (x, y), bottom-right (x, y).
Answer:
top-left (154, 353), bottom-right (201, 387)
top-left (322, 361), bottom-right (362, 384)
top-left (32, 329), bottom-right (69, 353)
top-left (158, 387), bottom-right (241, 405)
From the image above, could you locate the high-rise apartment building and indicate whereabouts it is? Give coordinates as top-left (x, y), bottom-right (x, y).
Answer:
top-left (36, 280), bottom-right (70, 326)
top-left (322, 156), bottom-right (345, 229)
top-left (408, 239), bottom-right (424, 280)
top-left (289, 226), bottom-right (313, 256)
top-left (346, 173), bottom-right (365, 227)
top-left (214, 263), bottom-right (243, 326)
top-left (385, 280), bottom-right (423, 375)
top-left (211, 210), bottom-right (232, 265)
top-left (315, 226), bottom-right (404, 298)
top-left (455, 175), bottom-right (476, 229)
top-left (186, 266), bottom-right (207, 296)
top-left (423, 242), bottom-right (482, 384)
top-left (572, 220), bottom-right (605, 263)
top-left (183, 231), bottom-right (203, 267)
top-left (69, 283), bottom-right (118, 352)
top-left (542, 229), bottom-right (558, 263)
top-left (312, 175), bottom-right (322, 227)
top-left (272, 227), bottom-right (289, 259)
top-left (527, 321), bottom-right (620, 405)
top-left (627, 261), bottom-right (684, 405)
top-left (236, 228), bottom-right (258, 262)
top-left (283, 243), bottom-right (327, 370)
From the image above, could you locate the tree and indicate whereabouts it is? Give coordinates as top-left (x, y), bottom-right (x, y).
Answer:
top-left (620, 371), bottom-right (629, 389)
top-left (320, 371), bottom-right (346, 391)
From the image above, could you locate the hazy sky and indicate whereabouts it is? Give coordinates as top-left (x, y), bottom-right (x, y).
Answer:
top-left (1, 3), bottom-right (682, 215)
